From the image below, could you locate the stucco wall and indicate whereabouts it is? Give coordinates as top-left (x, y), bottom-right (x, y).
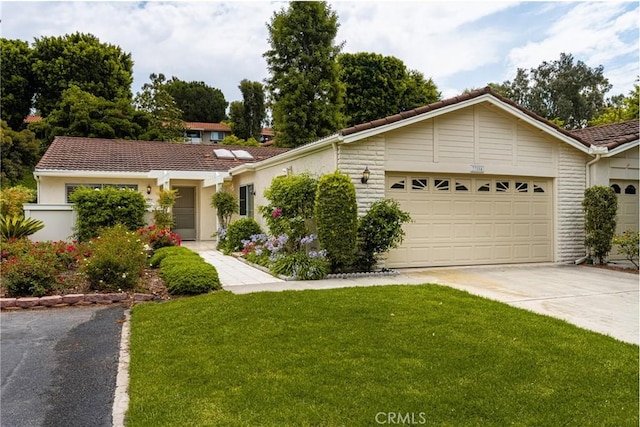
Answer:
top-left (590, 146), bottom-right (639, 185)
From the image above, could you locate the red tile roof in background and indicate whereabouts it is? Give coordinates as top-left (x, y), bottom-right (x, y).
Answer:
top-left (568, 120), bottom-right (639, 150)
top-left (185, 122), bottom-right (231, 132)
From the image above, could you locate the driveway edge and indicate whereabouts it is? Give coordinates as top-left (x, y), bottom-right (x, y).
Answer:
top-left (112, 308), bottom-right (131, 427)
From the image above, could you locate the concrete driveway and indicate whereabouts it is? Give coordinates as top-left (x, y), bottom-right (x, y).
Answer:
top-left (402, 263), bottom-right (639, 345)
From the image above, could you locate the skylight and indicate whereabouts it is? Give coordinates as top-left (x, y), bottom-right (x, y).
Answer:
top-left (213, 148), bottom-right (234, 159)
top-left (231, 150), bottom-right (254, 160)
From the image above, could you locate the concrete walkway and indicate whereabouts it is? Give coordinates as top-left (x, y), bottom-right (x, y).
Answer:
top-left (183, 243), bottom-right (638, 344)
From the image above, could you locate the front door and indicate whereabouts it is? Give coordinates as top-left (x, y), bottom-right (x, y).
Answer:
top-left (172, 186), bottom-right (196, 240)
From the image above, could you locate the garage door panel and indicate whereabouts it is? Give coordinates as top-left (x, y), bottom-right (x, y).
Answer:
top-left (387, 174), bottom-right (553, 267)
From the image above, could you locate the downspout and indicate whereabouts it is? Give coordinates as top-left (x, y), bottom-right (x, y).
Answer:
top-left (575, 147), bottom-right (606, 264)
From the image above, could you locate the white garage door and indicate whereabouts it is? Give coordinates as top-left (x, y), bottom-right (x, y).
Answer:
top-left (610, 180), bottom-right (639, 260)
top-left (386, 175), bottom-right (554, 268)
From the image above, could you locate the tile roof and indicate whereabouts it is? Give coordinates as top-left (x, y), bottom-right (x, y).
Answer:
top-left (24, 115), bottom-right (43, 123)
top-left (185, 122), bottom-right (231, 132)
top-left (339, 86), bottom-right (599, 149)
top-left (36, 136), bottom-right (289, 173)
top-left (568, 120), bottom-right (639, 150)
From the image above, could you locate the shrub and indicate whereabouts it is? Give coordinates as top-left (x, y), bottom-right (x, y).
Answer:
top-left (612, 229), bottom-right (639, 269)
top-left (356, 199), bottom-right (412, 271)
top-left (0, 214), bottom-right (44, 239)
top-left (582, 186), bottom-right (617, 264)
top-left (1, 253), bottom-right (58, 297)
top-left (159, 258), bottom-right (220, 295)
top-left (81, 224), bottom-right (146, 291)
top-left (270, 252), bottom-right (328, 280)
top-left (259, 173), bottom-right (318, 241)
top-left (224, 218), bottom-right (263, 254)
top-left (210, 191), bottom-right (238, 229)
top-left (137, 225), bottom-right (181, 251)
top-left (0, 185), bottom-right (35, 217)
top-left (152, 188), bottom-right (178, 230)
top-left (315, 171), bottom-right (358, 273)
top-left (70, 186), bottom-right (147, 241)
top-left (149, 245), bottom-right (199, 268)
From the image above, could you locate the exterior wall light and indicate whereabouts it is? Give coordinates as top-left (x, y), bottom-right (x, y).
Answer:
top-left (146, 185), bottom-right (152, 195)
top-left (361, 166), bottom-right (370, 184)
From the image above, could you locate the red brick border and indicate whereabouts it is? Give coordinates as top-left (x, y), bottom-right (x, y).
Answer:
top-left (0, 293), bottom-right (158, 311)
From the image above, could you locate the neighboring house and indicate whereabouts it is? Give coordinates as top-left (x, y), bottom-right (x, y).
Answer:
top-left (184, 122), bottom-right (231, 144)
top-left (226, 87), bottom-right (639, 268)
top-left (25, 138), bottom-right (288, 241)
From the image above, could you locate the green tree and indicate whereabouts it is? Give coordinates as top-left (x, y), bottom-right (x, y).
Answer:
top-left (0, 38), bottom-right (34, 130)
top-left (229, 80), bottom-right (267, 141)
top-left (31, 32), bottom-right (133, 117)
top-left (165, 78), bottom-right (228, 122)
top-left (30, 86), bottom-right (151, 145)
top-left (590, 83), bottom-right (639, 126)
top-left (219, 134), bottom-right (260, 147)
top-left (338, 52), bottom-right (440, 126)
top-left (491, 53), bottom-right (612, 129)
top-left (315, 171), bottom-right (357, 273)
top-left (264, 1), bottom-right (345, 148)
top-left (0, 121), bottom-right (40, 187)
top-left (135, 73), bottom-right (186, 141)
top-left (582, 185), bottom-right (617, 264)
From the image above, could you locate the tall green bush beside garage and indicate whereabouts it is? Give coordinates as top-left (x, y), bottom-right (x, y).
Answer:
top-left (582, 185), bottom-right (618, 264)
top-left (314, 170), bottom-right (357, 273)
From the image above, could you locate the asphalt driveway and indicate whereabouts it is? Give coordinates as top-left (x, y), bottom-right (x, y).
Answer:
top-left (1, 305), bottom-right (125, 427)
top-left (402, 263), bottom-right (639, 345)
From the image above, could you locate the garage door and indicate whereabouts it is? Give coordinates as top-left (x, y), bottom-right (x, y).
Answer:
top-left (386, 175), bottom-right (553, 268)
top-left (610, 180), bottom-right (639, 260)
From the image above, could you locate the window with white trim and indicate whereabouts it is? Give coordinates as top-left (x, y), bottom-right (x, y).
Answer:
top-left (239, 184), bottom-right (254, 217)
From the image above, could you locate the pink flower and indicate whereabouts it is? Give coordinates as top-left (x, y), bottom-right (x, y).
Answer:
top-left (273, 207), bottom-right (282, 219)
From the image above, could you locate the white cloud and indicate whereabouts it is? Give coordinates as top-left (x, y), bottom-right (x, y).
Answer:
top-left (1, 0), bottom-right (637, 106)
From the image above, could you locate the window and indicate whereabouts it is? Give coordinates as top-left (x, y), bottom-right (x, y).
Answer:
top-left (239, 184), bottom-right (254, 217)
top-left (411, 178), bottom-right (428, 190)
top-left (389, 178), bottom-right (406, 190)
top-left (515, 182), bottom-right (528, 193)
top-left (65, 184), bottom-right (138, 203)
top-left (533, 183), bottom-right (545, 193)
top-left (434, 179), bottom-right (449, 191)
top-left (477, 182), bottom-right (490, 192)
top-left (210, 131), bottom-right (226, 142)
top-left (455, 180), bottom-right (470, 191)
top-left (496, 181), bottom-right (510, 192)
top-left (625, 185), bottom-right (636, 195)
top-left (610, 184), bottom-right (621, 194)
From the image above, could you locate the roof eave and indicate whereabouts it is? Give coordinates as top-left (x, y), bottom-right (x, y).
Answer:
top-left (603, 139), bottom-right (639, 157)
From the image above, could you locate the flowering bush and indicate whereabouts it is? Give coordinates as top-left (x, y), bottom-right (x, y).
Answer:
top-left (223, 218), bottom-right (263, 254)
top-left (0, 238), bottom-right (89, 296)
top-left (241, 233), bottom-right (328, 280)
top-left (81, 224), bottom-right (146, 291)
top-left (137, 225), bottom-right (181, 252)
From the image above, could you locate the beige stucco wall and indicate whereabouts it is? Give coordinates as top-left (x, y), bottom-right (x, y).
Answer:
top-left (37, 176), bottom-right (155, 205)
top-left (589, 145), bottom-right (639, 185)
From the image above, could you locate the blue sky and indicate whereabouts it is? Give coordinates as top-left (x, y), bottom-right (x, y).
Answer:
top-left (2, 1), bottom-right (638, 104)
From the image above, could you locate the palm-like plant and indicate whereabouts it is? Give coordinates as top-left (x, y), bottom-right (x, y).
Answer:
top-left (0, 215), bottom-right (45, 239)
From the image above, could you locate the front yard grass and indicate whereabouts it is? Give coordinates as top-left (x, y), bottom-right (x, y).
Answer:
top-left (127, 285), bottom-right (638, 426)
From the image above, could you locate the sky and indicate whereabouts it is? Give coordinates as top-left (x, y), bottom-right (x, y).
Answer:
top-left (1, 1), bottom-right (638, 105)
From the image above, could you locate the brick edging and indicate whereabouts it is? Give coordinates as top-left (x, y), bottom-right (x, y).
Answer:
top-left (0, 292), bottom-right (157, 311)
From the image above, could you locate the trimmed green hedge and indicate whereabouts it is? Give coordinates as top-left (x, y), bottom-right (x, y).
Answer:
top-left (151, 246), bottom-right (220, 295)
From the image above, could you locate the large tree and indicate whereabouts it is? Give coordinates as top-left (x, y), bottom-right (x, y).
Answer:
top-left (229, 79), bottom-right (266, 140)
top-left (1, 38), bottom-right (34, 130)
top-left (1, 121), bottom-right (40, 187)
top-left (134, 73), bottom-right (185, 141)
top-left (338, 52), bottom-right (440, 126)
top-left (264, 1), bottom-right (345, 148)
top-left (31, 32), bottom-right (134, 117)
top-left (30, 86), bottom-right (151, 145)
top-left (165, 78), bottom-right (228, 123)
top-left (589, 83), bottom-right (639, 126)
top-left (490, 53), bottom-right (611, 129)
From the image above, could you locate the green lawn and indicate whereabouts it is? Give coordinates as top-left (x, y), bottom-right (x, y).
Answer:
top-left (127, 285), bottom-right (638, 426)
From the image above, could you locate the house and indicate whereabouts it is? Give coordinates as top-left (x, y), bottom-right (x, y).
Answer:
top-left (25, 138), bottom-right (288, 241)
top-left (225, 87), bottom-right (638, 268)
top-left (27, 87), bottom-right (638, 268)
top-left (184, 122), bottom-right (232, 144)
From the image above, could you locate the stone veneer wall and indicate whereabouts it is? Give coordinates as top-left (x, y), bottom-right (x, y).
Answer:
top-left (337, 136), bottom-right (386, 216)
top-left (556, 144), bottom-right (589, 262)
